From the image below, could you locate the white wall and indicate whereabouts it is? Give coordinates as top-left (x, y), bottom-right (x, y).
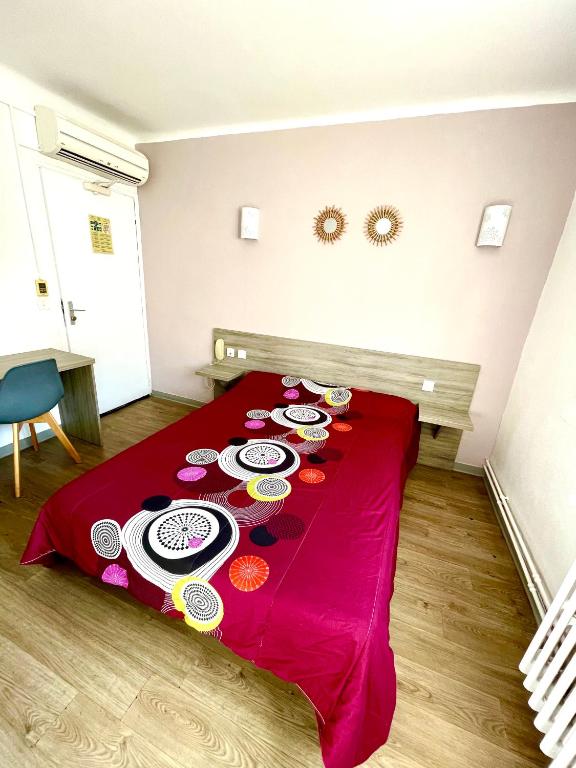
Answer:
top-left (0, 65), bottom-right (135, 450)
top-left (491, 191), bottom-right (576, 596)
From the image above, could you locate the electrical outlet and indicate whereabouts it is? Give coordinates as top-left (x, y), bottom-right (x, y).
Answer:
top-left (238, 349), bottom-right (247, 359)
top-left (226, 347), bottom-right (235, 358)
top-left (422, 379), bottom-right (435, 392)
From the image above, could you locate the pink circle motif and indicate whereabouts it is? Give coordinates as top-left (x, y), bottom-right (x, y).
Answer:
top-left (244, 419), bottom-right (266, 430)
top-left (101, 564), bottom-right (129, 588)
top-left (283, 388), bottom-right (300, 400)
top-left (177, 466), bottom-right (207, 482)
top-left (187, 536), bottom-right (203, 549)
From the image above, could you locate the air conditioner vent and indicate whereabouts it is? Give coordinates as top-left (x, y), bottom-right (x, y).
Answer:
top-left (57, 148), bottom-right (142, 184)
top-left (35, 105), bottom-right (149, 186)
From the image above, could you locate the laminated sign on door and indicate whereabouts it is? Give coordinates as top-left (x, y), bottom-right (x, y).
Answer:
top-left (89, 215), bottom-right (114, 254)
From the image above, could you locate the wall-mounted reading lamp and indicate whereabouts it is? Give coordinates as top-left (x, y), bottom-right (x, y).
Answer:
top-left (476, 204), bottom-right (512, 247)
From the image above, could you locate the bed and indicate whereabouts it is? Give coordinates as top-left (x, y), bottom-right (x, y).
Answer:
top-left (22, 370), bottom-right (420, 768)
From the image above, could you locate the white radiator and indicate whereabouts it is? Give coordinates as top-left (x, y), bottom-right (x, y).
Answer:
top-left (520, 559), bottom-right (576, 767)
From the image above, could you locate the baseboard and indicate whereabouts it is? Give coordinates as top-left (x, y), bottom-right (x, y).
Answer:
top-left (151, 390), bottom-right (204, 409)
top-left (453, 462), bottom-right (483, 476)
top-left (0, 429), bottom-right (55, 459)
top-left (483, 460), bottom-right (549, 622)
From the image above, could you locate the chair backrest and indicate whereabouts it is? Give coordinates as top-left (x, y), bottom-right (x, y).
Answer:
top-left (0, 359), bottom-right (65, 424)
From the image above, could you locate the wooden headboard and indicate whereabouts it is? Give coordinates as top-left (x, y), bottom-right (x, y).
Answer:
top-left (197, 328), bottom-right (480, 471)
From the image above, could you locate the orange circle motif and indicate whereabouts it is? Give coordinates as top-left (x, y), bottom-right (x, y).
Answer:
top-left (332, 423), bottom-right (352, 432)
top-left (229, 555), bottom-right (269, 592)
top-left (298, 468), bottom-right (325, 484)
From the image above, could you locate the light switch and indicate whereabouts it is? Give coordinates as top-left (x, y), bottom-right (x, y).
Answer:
top-left (422, 379), bottom-right (435, 392)
top-left (238, 349), bottom-right (247, 359)
top-left (226, 347), bottom-right (235, 358)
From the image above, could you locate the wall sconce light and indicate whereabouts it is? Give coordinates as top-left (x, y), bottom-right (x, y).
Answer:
top-left (240, 207), bottom-right (260, 240)
top-left (476, 204), bottom-right (512, 247)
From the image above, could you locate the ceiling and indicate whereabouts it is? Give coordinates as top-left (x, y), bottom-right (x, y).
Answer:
top-left (1, 0), bottom-right (575, 142)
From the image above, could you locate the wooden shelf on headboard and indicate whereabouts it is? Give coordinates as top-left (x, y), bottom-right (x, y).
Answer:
top-left (196, 363), bottom-right (244, 383)
top-left (418, 404), bottom-right (474, 432)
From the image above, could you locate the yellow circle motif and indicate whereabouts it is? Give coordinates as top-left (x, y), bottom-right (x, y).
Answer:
top-left (171, 576), bottom-right (224, 632)
top-left (246, 475), bottom-right (292, 501)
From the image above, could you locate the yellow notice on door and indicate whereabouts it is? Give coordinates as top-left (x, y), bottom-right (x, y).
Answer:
top-left (89, 215), bottom-right (114, 254)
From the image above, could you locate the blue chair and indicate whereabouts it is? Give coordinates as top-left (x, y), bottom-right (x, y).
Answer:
top-left (0, 359), bottom-right (81, 497)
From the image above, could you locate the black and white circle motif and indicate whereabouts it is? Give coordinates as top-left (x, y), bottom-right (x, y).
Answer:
top-left (149, 510), bottom-right (217, 559)
top-left (300, 379), bottom-right (339, 395)
top-left (325, 388), bottom-right (352, 406)
top-left (172, 577), bottom-right (223, 631)
top-left (218, 439), bottom-right (300, 481)
top-left (281, 376), bottom-right (301, 387)
top-left (298, 426), bottom-right (330, 441)
top-left (246, 409), bottom-right (271, 419)
top-left (121, 499), bottom-right (239, 592)
top-left (271, 405), bottom-right (332, 430)
top-left (91, 519), bottom-right (122, 559)
top-left (247, 476), bottom-right (291, 501)
top-left (185, 448), bottom-right (219, 465)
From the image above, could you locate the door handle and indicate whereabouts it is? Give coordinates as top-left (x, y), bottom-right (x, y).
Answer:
top-left (67, 300), bottom-right (86, 325)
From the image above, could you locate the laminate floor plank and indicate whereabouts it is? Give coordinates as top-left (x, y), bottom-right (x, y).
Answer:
top-left (123, 673), bottom-right (318, 768)
top-left (33, 693), bottom-right (184, 768)
top-left (0, 396), bottom-right (544, 767)
top-left (0, 634), bottom-right (76, 746)
top-left (0, 577), bottom-right (147, 719)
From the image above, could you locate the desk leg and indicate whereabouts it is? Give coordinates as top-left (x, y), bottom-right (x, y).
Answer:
top-left (59, 365), bottom-right (102, 446)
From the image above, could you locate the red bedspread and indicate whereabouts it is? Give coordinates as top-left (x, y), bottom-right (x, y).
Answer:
top-left (22, 371), bottom-right (419, 767)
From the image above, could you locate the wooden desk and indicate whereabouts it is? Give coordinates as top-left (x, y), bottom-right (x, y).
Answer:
top-left (0, 348), bottom-right (102, 445)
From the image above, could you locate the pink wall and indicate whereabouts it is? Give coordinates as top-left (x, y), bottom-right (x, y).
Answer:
top-left (138, 104), bottom-right (576, 467)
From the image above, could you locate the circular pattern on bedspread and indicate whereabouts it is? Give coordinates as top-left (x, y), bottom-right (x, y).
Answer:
top-left (229, 555), bottom-right (269, 592)
top-left (172, 576), bottom-right (224, 631)
top-left (281, 376), bottom-right (300, 387)
top-left (296, 426), bottom-right (329, 441)
top-left (332, 422), bottom-right (352, 432)
top-left (244, 419), bottom-right (266, 430)
top-left (218, 439), bottom-right (300, 481)
top-left (266, 513), bottom-right (306, 540)
top-left (186, 448), bottom-right (219, 465)
top-left (121, 499), bottom-right (239, 591)
top-left (177, 466), bottom-right (207, 482)
top-left (91, 519), bottom-right (122, 559)
top-left (324, 388), bottom-right (352, 407)
top-left (142, 495), bottom-right (172, 512)
top-left (271, 405), bottom-right (332, 429)
top-left (246, 475), bottom-right (291, 502)
top-left (300, 379), bottom-right (339, 395)
top-left (299, 468), bottom-right (326, 484)
top-left (249, 526), bottom-right (278, 546)
top-left (246, 409), bottom-right (271, 420)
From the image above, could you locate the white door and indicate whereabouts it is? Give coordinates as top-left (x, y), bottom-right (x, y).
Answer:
top-left (41, 167), bottom-right (150, 413)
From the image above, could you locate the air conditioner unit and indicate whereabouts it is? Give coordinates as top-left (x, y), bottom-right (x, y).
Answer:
top-left (34, 105), bottom-right (149, 186)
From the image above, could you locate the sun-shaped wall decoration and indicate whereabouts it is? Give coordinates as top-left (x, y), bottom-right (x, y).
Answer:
top-left (313, 205), bottom-right (347, 244)
top-left (364, 205), bottom-right (403, 246)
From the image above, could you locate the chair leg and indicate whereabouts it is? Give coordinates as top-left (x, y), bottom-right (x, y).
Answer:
top-left (43, 413), bottom-right (82, 464)
top-left (29, 422), bottom-right (40, 451)
top-left (12, 423), bottom-right (21, 498)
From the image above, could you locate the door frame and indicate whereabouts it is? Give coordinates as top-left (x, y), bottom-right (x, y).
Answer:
top-left (18, 145), bottom-right (152, 398)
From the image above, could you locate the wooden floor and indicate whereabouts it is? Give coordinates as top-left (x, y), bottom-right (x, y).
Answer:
top-left (0, 397), bottom-right (545, 768)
